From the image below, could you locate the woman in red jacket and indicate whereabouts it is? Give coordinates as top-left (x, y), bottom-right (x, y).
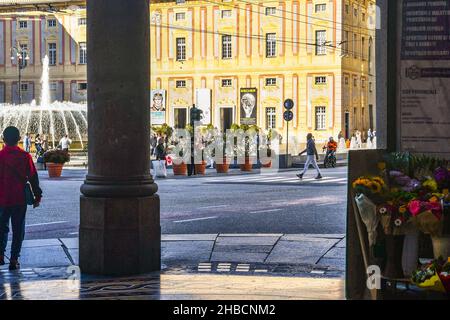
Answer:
top-left (0, 126), bottom-right (42, 270)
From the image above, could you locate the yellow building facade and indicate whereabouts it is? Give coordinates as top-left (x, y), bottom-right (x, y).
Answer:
top-left (150, 0), bottom-right (376, 147)
top-left (0, 0), bottom-right (376, 147)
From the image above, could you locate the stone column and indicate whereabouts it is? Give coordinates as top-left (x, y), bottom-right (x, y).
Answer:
top-left (80, 0), bottom-right (160, 276)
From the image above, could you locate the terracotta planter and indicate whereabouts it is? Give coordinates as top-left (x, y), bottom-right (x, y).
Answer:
top-left (172, 162), bottom-right (187, 176)
top-left (215, 159), bottom-right (230, 173)
top-left (383, 235), bottom-right (405, 279)
top-left (47, 162), bottom-right (64, 178)
top-left (240, 158), bottom-right (253, 172)
top-left (195, 161), bottom-right (207, 175)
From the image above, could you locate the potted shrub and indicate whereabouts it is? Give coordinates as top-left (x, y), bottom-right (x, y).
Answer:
top-left (237, 124), bottom-right (257, 172)
top-left (261, 129), bottom-right (277, 168)
top-left (44, 149), bottom-right (70, 178)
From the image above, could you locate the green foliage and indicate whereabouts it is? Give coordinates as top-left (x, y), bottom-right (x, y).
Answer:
top-left (43, 149), bottom-right (70, 164)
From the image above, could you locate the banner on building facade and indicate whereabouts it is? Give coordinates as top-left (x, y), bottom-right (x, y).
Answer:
top-left (240, 88), bottom-right (257, 125)
top-left (195, 88), bottom-right (211, 125)
top-left (397, 0), bottom-right (450, 159)
top-left (151, 89), bottom-right (166, 125)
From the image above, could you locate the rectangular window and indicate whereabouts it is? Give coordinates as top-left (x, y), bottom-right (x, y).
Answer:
top-left (21, 83), bottom-right (28, 92)
top-left (19, 21), bottom-right (28, 29)
top-left (176, 0), bottom-right (186, 4)
top-left (48, 43), bottom-right (57, 65)
top-left (221, 79), bottom-right (232, 87)
top-left (354, 8), bottom-right (358, 17)
top-left (353, 33), bottom-right (357, 58)
top-left (265, 7), bottom-right (277, 15)
top-left (315, 30), bottom-right (327, 55)
top-left (78, 83), bottom-right (87, 91)
top-left (176, 80), bottom-right (186, 88)
top-left (315, 76), bottom-right (327, 85)
top-left (48, 19), bottom-right (57, 28)
top-left (315, 4), bottom-right (327, 13)
top-left (344, 31), bottom-right (349, 54)
top-left (49, 82), bottom-right (58, 91)
top-left (345, 77), bottom-right (349, 85)
top-left (221, 10), bottom-right (232, 18)
top-left (354, 78), bottom-right (358, 87)
top-left (78, 18), bottom-right (87, 26)
top-left (19, 44), bottom-right (28, 67)
top-left (369, 82), bottom-right (373, 92)
top-left (176, 37), bottom-right (186, 61)
top-left (361, 79), bottom-right (366, 88)
top-left (266, 33), bottom-right (276, 58)
top-left (266, 107), bottom-right (276, 129)
top-left (79, 42), bottom-right (87, 64)
top-left (222, 35), bottom-right (232, 59)
top-left (265, 78), bottom-right (277, 86)
top-left (315, 107), bottom-right (326, 130)
top-left (361, 37), bottom-right (366, 60)
top-left (345, 4), bottom-right (349, 14)
top-left (175, 12), bottom-right (185, 20)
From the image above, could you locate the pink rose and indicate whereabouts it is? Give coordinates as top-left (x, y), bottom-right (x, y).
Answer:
top-left (408, 200), bottom-right (422, 217)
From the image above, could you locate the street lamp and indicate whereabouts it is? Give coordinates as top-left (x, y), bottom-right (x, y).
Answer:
top-left (10, 46), bottom-right (30, 105)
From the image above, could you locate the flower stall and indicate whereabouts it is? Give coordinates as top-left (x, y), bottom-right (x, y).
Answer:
top-left (349, 151), bottom-right (450, 299)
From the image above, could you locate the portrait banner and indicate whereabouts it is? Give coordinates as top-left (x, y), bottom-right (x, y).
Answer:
top-left (151, 89), bottom-right (166, 125)
top-left (240, 88), bottom-right (257, 125)
top-left (397, 0), bottom-right (450, 159)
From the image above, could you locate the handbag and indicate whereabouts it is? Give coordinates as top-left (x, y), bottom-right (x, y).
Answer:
top-left (7, 161), bottom-right (36, 206)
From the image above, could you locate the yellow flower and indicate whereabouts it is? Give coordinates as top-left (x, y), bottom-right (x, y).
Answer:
top-left (429, 196), bottom-right (439, 203)
top-left (372, 177), bottom-right (385, 186)
top-left (399, 206), bottom-right (407, 214)
top-left (377, 162), bottom-right (386, 171)
top-left (443, 189), bottom-right (449, 196)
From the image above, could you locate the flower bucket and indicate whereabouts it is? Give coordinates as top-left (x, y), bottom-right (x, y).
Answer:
top-left (431, 236), bottom-right (450, 260)
top-left (47, 163), bottom-right (64, 178)
top-left (172, 163), bottom-right (187, 176)
top-left (195, 161), bottom-right (207, 175)
top-left (383, 235), bottom-right (405, 279)
top-left (239, 158), bottom-right (253, 172)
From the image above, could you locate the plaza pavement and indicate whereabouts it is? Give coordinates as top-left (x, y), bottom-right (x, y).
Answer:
top-left (0, 164), bottom-right (348, 299)
top-left (0, 233), bottom-right (346, 299)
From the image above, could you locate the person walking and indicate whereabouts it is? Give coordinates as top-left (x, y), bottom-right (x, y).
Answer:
top-left (23, 133), bottom-right (31, 153)
top-left (0, 126), bottom-right (42, 270)
top-left (297, 133), bottom-right (322, 180)
top-left (150, 134), bottom-right (157, 158)
top-left (58, 135), bottom-right (72, 152)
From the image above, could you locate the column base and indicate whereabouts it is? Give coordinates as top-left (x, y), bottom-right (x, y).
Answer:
top-left (79, 195), bottom-right (160, 276)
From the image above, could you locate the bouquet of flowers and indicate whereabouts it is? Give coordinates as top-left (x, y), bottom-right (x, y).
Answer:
top-left (412, 258), bottom-right (450, 293)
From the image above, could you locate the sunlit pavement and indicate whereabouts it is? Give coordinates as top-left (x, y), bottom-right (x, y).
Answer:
top-left (0, 167), bottom-right (348, 299)
top-left (0, 270), bottom-right (344, 300)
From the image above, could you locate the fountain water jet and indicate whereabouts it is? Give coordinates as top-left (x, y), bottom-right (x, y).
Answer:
top-left (0, 55), bottom-right (87, 149)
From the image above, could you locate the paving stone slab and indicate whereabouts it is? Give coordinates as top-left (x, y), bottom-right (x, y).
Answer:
top-left (162, 241), bottom-right (214, 263)
top-left (323, 247), bottom-right (346, 259)
top-left (219, 234), bottom-right (283, 238)
top-left (213, 245), bottom-right (273, 254)
top-left (316, 258), bottom-right (346, 271)
top-left (281, 234), bottom-right (344, 241)
top-left (335, 239), bottom-right (347, 248)
top-left (59, 238), bottom-right (78, 249)
top-left (16, 246), bottom-right (72, 268)
top-left (9, 239), bottom-right (61, 249)
top-left (162, 234), bottom-right (218, 241)
top-left (266, 239), bottom-right (337, 264)
top-left (210, 252), bottom-right (268, 263)
top-left (215, 236), bottom-right (280, 246)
